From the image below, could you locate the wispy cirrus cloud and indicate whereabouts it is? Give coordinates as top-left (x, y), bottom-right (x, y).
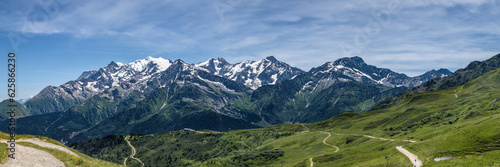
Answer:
top-left (1, 0), bottom-right (499, 99)
top-left (3, 0), bottom-right (498, 64)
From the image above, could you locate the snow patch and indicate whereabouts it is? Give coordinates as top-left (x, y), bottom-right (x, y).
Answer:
top-left (126, 56), bottom-right (172, 72)
top-left (197, 76), bottom-right (236, 93)
top-left (270, 74), bottom-right (278, 85)
top-left (196, 58), bottom-right (211, 67)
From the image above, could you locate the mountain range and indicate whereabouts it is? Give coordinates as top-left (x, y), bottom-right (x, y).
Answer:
top-left (71, 65), bottom-right (500, 166)
top-left (196, 56), bottom-right (305, 89)
top-left (5, 56), bottom-right (453, 144)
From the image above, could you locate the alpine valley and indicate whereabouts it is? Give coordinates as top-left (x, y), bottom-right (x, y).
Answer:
top-left (71, 55), bottom-right (500, 166)
top-left (1, 54), bottom-right (499, 167)
top-left (4, 56), bottom-right (452, 145)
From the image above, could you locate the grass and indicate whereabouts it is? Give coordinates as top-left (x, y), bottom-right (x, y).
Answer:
top-left (65, 69), bottom-right (500, 166)
top-left (0, 131), bottom-right (122, 167)
top-left (305, 69), bottom-right (500, 166)
top-left (18, 142), bottom-right (123, 167)
top-left (0, 143), bottom-right (8, 164)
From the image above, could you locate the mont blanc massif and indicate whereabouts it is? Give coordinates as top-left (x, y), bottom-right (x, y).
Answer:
top-left (2, 54), bottom-right (500, 166)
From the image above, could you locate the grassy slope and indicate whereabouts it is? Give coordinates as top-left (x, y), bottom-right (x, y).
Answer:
top-left (372, 53), bottom-right (500, 111)
top-left (0, 132), bottom-right (122, 167)
top-left (0, 100), bottom-right (30, 120)
top-left (0, 143), bottom-right (7, 164)
top-left (303, 69), bottom-right (500, 166)
top-left (72, 69), bottom-right (500, 166)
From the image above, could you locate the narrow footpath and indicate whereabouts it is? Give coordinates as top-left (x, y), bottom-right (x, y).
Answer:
top-left (125, 137), bottom-right (145, 167)
top-left (321, 132), bottom-right (339, 152)
top-left (301, 124), bottom-right (310, 133)
top-left (310, 132), bottom-right (340, 167)
top-left (396, 146), bottom-right (422, 167)
top-left (306, 130), bottom-right (421, 167)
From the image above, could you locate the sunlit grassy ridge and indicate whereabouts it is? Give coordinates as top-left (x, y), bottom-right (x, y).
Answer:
top-left (306, 69), bottom-right (500, 166)
top-left (71, 69), bottom-right (500, 166)
top-left (0, 132), bottom-right (123, 167)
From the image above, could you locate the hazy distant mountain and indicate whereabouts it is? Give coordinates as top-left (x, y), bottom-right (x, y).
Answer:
top-left (373, 53), bottom-right (500, 110)
top-left (16, 98), bottom-right (30, 104)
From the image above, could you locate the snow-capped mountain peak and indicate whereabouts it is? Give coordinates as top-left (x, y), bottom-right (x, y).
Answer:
top-left (53, 57), bottom-right (175, 104)
top-left (25, 55), bottom-right (454, 116)
top-left (265, 56), bottom-right (278, 62)
top-left (332, 56), bottom-right (365, 66)
top-left (195, 58), bottom-right (230, 75)
top-left (148, 56), bottom-right (172, 71)
top-left (129, 58), bottom-right (150, 72)
top-left (195, 56), bottom-right (305, 89)
top-left (309, 56), bottom-right (452, 89)
top-left (128, 56), bottom-right (172, 72)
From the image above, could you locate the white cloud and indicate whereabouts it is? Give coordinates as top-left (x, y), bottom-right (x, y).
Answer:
top-left (1, 0), bottom-right (498, 77)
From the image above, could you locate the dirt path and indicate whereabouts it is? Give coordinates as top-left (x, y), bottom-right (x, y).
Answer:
top-left (362, 135), bottom-right (395, 141)
top-left (18, 139), bottom-right (78, 156)
top-left (333, 132), bottom-right (417, 143)
top-left (310, 132), bottom-right (340, 167)
top-left (0, 141), bottom-right (65, 167)
top-left (396, 146), bottom-right (422, 167)
top-left (321, 132), bottom-right (339, 152)
top-left (359, 134), bottom-right (417, 143)
top-left (308, 131), bottom-right (418, 167)
top-left (125, 137), bottom-right (144, 167)
top-left (301, 124), bottom-right (310, 133)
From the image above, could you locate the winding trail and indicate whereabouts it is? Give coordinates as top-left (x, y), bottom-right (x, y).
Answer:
top-left (306, 130), bottom-right (421, 167)
top-left (310, 132), bottom-right (340, 167)
top-left (0, 140), bottom-right (65, 167)
top-left (321, 132), bottom-right (339, 152)
top-left (125, 137), bottom-right (145, 167)
top-left (301, 124), bottom-right (310, 133)
top-left (396, 146), bottom-right (422, 167)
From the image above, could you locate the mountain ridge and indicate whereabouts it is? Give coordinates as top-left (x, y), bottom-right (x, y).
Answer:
top-left (195, 56), bottom-right (306, 89)
top-left (70, 68), bottom-right (500, 166)
top-left (372, 53), bottom-right (500, 110)
top-left (11, 56), bottom-right (454, 144)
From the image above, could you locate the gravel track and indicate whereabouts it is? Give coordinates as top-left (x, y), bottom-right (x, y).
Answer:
top-left (396, 146), bottom-right (422, 167)
top-left (0, 140), bottom-right (65, 167)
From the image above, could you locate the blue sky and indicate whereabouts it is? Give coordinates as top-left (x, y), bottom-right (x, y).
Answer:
top-left (1, 0), bottom-right (499, 100)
